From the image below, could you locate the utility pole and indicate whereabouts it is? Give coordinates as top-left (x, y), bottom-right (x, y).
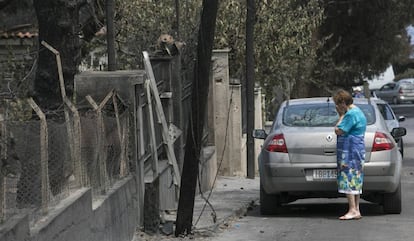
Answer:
top-left (106, 0), bottom-right (116, 71)
top-left (246, 0), bottom-right (256, 179)
top-left (174, 0), bottom-right (180, 38)
top-left (175, 0), bottom-right (219, 236)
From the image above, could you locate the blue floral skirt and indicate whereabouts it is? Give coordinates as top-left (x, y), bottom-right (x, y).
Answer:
top-left (337, 135), bottom-right (365, 194)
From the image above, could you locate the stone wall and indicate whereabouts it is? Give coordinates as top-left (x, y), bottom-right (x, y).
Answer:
top-left (0, 177), bottom-right (139, 241)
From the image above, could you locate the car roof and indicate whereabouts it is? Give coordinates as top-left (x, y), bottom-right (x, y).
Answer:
top-left (370, 98), bottom-right (387, 104)
top-left (397, 78), bottom-right (414, 84)
top-left (283, 97), bottom-right (376, 105)
top-left (283, 97), bottom-right (333, 105)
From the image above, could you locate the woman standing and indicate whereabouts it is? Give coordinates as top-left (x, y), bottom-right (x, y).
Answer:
top-left (333, 90), bottom-right (367, 220)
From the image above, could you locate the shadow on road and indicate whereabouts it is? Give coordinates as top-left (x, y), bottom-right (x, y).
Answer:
top-left (248, 200), bottom-right (385, 219)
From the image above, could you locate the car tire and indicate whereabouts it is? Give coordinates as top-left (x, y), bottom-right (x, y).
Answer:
top-left (260, 182), bottom-right (281, 215)
top-left (382, 181), bottom-right (402, 214)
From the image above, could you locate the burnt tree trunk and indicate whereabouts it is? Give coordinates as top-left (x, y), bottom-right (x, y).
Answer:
top-left (175, 0), bottom-right (219, 236)
top-left (33, 0), bottom-right (81, 110)
top-left (106, 0), bottom-right (116, 71)
top-left (246, 0), bottom-right (256, 179)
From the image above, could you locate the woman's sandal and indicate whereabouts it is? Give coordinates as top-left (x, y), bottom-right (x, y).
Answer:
top-left (339, 214), bottom-right (362, 220)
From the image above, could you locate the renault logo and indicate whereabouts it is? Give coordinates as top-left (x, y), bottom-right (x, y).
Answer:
top-left (326, 134), bottom-right (333, 142)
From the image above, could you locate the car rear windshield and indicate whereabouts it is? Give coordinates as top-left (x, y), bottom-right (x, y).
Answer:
top-left (282, 103), bottom-right (375, 127)
top-left (400, 83), bottom-right (414, 90)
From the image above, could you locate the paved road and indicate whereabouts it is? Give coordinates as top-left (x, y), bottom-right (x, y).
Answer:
top-left (393, 104), bottom-right (414, 167)
top-left (208, 104), bottom-right (414, 241)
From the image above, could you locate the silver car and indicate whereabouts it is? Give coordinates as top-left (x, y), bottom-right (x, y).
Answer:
top-left (253, 97), bottom-right (406, 215)
top-left (374, 79), bottom-right (414, 104)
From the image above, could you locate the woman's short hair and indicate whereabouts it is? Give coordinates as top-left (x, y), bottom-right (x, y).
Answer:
top-left (333, 89), bottom-right (353, 105)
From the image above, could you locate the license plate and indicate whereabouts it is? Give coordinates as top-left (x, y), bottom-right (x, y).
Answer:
top-left (312, 169), bottom-right (337, 180)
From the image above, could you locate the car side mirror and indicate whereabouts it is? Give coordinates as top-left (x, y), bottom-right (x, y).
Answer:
top-left (391, 127), bottom-right (407, 138)
top-left (398, 116), bottom-right (405, 122)
top-left (252, 129), bottom-right (267, 139)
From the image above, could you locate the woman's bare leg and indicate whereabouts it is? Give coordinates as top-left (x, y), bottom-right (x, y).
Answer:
top-left (339, 194), bottom-right (362, 220)
top-left (354, 194), bottom-right (361, 214)
top-left (347, 194), bottom-right (356, 212)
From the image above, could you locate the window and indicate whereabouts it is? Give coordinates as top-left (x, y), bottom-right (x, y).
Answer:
top-left (355, 104), bottom-right (376, 124)
top-left (283, 104), bottom-right (338, 127)
top-left (377, 103), bottom-right (395, 120)
top-left (381, 83), bottom-right (395, 91)
top-left (283, 103), bottom-right (375, 127)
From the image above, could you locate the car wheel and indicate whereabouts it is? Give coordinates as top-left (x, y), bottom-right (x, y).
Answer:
top-left (382, 181), bottom-right (402, 214)
top-left (392, 96), bottom-right (400, 105)
top-left (260, 182), bottom-right (281, 215)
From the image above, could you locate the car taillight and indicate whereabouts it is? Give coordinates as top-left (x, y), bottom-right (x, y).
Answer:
top-left (266, 134), bottom-right (288, 153)
top-left (372, 132), bottom-right (395, 152)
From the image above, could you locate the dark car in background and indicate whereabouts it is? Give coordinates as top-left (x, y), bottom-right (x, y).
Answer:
top-left (374, 79), bottom-right (414, 104)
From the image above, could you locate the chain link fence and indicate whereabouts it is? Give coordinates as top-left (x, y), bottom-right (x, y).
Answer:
top-left (0, 95), bottom-right (130, 224)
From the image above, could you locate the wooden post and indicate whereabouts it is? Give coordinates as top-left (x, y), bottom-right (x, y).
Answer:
top-left (41, 41), bottom-right (83, 187)
top-left (112, 93), bottom-right (128, 177)
top-left (145, 80), bottom-right (160, 180)
top-left (134, 89), bottom-right (145, 225)
top-left (143, 52), bottom-right (180, 187)
top-left (62, 96), bottom-right (85, 186)
top-left (28, 98), bottom-right (49, 214)
top-left (86, 91), bottom-right (114, 193)
top-left (143, 178), bottom-right (160, 234)
top-left (40, 41), bottom-right (66, 98)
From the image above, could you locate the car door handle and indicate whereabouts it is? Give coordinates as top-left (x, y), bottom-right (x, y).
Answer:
top-left (324, 149), bottom-right (336, 156)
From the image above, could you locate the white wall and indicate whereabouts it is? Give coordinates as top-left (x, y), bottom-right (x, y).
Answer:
top-left (366, 65), bottom-right (395, 90)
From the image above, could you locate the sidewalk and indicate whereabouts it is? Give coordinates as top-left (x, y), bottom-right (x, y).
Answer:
top-left (132, 176), bottom-right (260, 240)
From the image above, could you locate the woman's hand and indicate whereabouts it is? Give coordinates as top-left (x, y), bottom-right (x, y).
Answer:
top-left (335, 113), bottom-right (344, 136)
top-left (336, 104), bottom-right (346, 116)
top-left (335, 127), bottom-right (344, 135)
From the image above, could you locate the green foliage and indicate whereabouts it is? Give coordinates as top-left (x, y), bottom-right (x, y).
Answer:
top-left (214, 0), bottom-right (246, 78)
top-left (3, 98), bottom-right (32, 121)
top-left (85, 0), bottom-right (323, 100)
top-left (79, 0), bottom-right (414, 107)
top-left (212, 0), bottom-right (324, 113)
top-left (258, 1), bottom-right (323, 112)
top-left (316, 0), bottom-right (414, 87)
top-left (255, 0), bottom-right (324, 93)
top-left (0, 43), bottom-right (34, 99)
top-left (82, 0), bottom-right (202, 71)
top-left (4, 0), bottom-right (414, 107)
top-left (394, 68), bottom-right (414, 81)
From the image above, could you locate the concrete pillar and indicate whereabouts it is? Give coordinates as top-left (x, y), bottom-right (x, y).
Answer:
top-left (211, 49), bottom-right (245, 176)
top-left (254, 87), bottom-right (264, 174)
top-left (229, 82), bottom-right (245, 176)
top-left (212, 49), bottom-right (231, 176)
